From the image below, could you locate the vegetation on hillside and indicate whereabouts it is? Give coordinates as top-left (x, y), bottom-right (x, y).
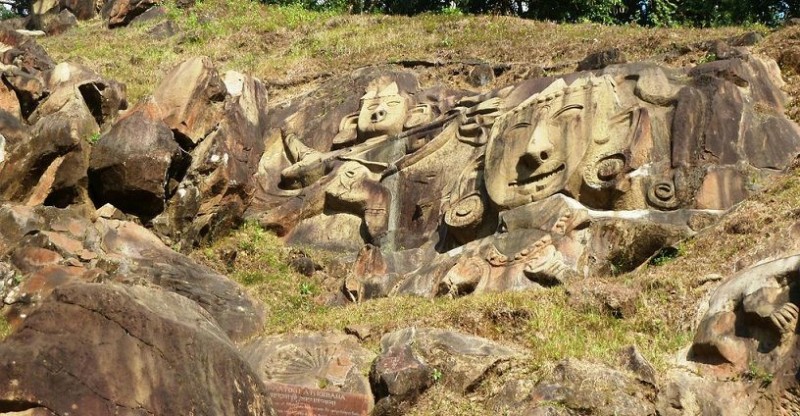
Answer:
top-left (39, 0), bottom-right (759, 104)
top-left (24, 2), bottom-right (800, 413)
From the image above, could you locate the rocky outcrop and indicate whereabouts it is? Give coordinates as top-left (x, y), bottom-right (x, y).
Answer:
top-left (88, 101), bottom-right (188, 218)
top-left (241, 332), bottom-right (375, 402)
top-left (0, 283), bottom-right (270, 415)
top-left (371, 327), bottom-right (518, 413)
top-left (246, 50), bottom-right (800, 301)
top-left (0, 60), bottom-right (127, 210)
top-left (0, 203), bottom-right (265, 341)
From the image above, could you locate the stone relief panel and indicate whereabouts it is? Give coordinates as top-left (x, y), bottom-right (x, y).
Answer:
top-left (248, 53), bottom-right (800, 299)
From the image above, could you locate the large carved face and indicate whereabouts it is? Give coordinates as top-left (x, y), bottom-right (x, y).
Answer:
top-left (485, 76), bottom-right (621, 209)
top-left (357, 82), bottom-right (409, 140)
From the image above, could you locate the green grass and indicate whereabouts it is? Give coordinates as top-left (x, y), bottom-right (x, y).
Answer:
top-left (0, 315), bottom-right (11, 341)
top-left (194, 221), bottom-right (691, 375)
top-left (39, 0), bottom-right (759, 104)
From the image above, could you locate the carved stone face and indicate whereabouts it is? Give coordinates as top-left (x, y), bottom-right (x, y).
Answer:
top-left (485, 76), bottom-right (621, 209)
top-left (357, 82), bottom-right (409, 140)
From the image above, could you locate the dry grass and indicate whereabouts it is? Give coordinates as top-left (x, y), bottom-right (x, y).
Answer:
top-left (39, 0), bottom-right (762, 103)
top-left (39, 4), bottom-right (800, 412)
top-left (194, 222), bottom-right (692, 374)
top-left (0, 314), bottom-right (10, 341)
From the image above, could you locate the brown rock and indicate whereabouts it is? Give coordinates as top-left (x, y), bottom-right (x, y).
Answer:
top-left (152, 56), bottom-right (226, 145)
top-left (577, 48), bottom-right (627, 71)
top-left (241, 332), bottom-right (375, 402)
top-left (101, 0), bottom-right (157, 28)
top-left (0, 283), bottom-right (270, 415)
top-left (370, 328), bottom-right (517, 401)
top-left (152, 68), bottom-right (267, 248)
top-left (529, 359), bottom-right (656, 416)
top-left (88, 102), bottom-right (188, 218)
top-left (59, 0), bottom-right (100, 19)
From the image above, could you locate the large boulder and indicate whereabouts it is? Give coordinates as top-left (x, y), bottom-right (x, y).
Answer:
top-left (152, 56), bottom-right (226, 146)
top-left (240, 332), bottom-right (375, 402)
top-left (0, 62), bottom-right (126, 209)
top-left (88, 101), bottom-right (188, 219)
top-left (152, 68), bottom-right (268, 249)
top-left (101, 0), bottom-right (158, 28)
top-left (371, 327), bottom-right (518, 413)
top-left (0, 283), bottom-right (270, 415)
top-left (0, 203), bottom-right (265, 342)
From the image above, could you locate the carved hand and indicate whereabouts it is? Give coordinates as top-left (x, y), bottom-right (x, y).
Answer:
top-left (770, 302), bottom-right (799, 335)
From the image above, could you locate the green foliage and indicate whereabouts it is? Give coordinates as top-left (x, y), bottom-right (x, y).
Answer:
top-left (88, 132), bottom-right (102, 144)
top-left (0, 314), bottom-right (10, 341)
top-left (255, 0), bottom-right (791, 26)
top-left (431, 368), bottom-right (443, 382)
top-left (697, 52), bottom-right (718, 64)
top-left (745, 361), bottom-right (774, 387)
top-left (0, 7), bottom-right (16, 20)
top-left (649, 245), bottom-right (685, 267)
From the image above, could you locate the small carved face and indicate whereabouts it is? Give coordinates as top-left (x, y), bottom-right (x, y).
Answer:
top-left (485, 76), bottom-right (620, 209)
top-left (357, 83), bottom-right (409, 140)
top-left (325, 160), bottom-right (380, 206)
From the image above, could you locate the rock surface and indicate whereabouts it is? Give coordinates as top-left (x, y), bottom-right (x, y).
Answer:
top-left (0, 283), bottom-right (270, 415)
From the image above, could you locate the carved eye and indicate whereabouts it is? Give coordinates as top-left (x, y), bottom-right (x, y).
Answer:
top-left (345, 170), bottom-right (356, 178)
top-left (367, 104), bottom-right (379, 111)
top-left (552, 104), bottom-right (584, 118)
top-left (386, 100), bottom-right (402, 107)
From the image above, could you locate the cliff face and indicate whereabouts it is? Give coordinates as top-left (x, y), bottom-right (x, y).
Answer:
top-left (4, 5), bottom-right (800, 415)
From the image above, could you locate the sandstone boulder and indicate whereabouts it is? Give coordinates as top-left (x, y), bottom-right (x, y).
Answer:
top-left (152, 56), bottom-right (226, 146)
top-left (101, 0), bottom-right (158, 28)
top-left (240, 332), bottom-right (375, 401)
top-left (0, 283), bottom-right (270, 415)
top-left (151, 68), bottom-right (268, 249)
top-left (88, 102), bottom-right (188, 218)
top-left (0, 203), bottom-right (265, 342)
top-left (371, 327), bottom-right (518, 413)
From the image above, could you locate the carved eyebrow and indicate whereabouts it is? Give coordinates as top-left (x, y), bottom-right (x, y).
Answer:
top-left (508, 122), bottom-right (532, 131)
top-left (552, 104), bottom-right (584, 118)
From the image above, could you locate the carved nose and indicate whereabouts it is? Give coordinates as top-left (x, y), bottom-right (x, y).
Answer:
top-left (371, 109), bottom-right (387, 123)
top-left (522, 130), bottom-right (553, 167)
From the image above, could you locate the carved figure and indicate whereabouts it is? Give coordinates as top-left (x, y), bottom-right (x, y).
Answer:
top-left (692, 256), bottom-right (800, 370)
top-left (485, 75), bottom-right (648, 210)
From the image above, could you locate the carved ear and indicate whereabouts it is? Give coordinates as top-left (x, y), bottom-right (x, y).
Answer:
top-left (404, 104), bottom-right (433, 129)
top-left (332, 112), bottom-right (359, 148)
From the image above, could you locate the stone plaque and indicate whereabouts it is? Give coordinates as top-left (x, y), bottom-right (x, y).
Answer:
top-left (266, 382), bottom-right (371, 416)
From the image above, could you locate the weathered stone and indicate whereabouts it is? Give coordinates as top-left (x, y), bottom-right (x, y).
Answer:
top-left (577, 48), bottom-right (627, 70)
top-left (151, 66), bottom-right (267, 249)
top-left (691, 255), bottom-right (800, 372)
top-left (58, 0), bottom-right (100, 19)
top-left (468, 63), bottom-right (495, 87)
top-left (147, 19), bottom-right (178, 39)
top-left (101, 0), bottom-right (158, 28)
top-left (88, 102), bottom-right (187, 218)
top-left (240, 332), bottom-right (375, 403)
top-left (529, 359), bottom-right (656, 416)
top-left (0, 29), bottom-right (54, 72)
top-left (376, 327), bottom-right (518, 394)
top-left (0, 203), bottom-right (266, 342)
top-left (0, 283), bottom-right (270, 415)
top-left (152, 56), bottom-right (226, 145)
top-left (39, 9), bottom-right (78, 35)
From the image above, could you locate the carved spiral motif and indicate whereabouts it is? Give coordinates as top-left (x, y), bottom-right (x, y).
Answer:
top-left (583, 153), bottom-right (627, 189)
top-left (444, 194), bottom-right (485, 229)
top-left (646, 180), bottom-right (680, 210)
